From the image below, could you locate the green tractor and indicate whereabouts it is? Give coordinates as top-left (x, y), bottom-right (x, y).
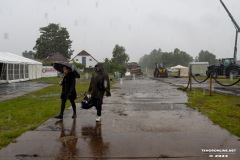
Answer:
top-left (207, 0), bottom-right (240, 78)
top-left (206, 58), bottom-right (240, 78)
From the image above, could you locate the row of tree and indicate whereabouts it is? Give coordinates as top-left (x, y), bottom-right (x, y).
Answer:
top-left (23, 23), bottom-right (218, 74)
top-left (139, 49), bottom-right (217, 69)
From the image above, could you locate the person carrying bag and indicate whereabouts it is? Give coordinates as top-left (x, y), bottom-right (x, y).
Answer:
top-left (88, 63), bottom-right (111, 122)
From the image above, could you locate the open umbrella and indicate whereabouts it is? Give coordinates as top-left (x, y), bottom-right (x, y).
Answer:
top-left (52, 62), bottom-right (80, 78)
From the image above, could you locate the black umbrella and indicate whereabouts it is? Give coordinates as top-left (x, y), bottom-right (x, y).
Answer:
top-left (52, 62), bottom-right (80, 78)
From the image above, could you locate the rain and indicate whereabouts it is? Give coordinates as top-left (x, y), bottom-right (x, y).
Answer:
top-left (1, 0), bottom-right (240, 159)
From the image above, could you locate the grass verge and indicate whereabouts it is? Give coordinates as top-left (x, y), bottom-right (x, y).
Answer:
top-left (0, 78), bottom-right (89, 149)
top-left (187, 88), bottom-right (240, 137)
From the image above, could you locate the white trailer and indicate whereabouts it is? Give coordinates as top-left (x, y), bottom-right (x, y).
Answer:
top-left (188, 62), bottom-right (209, 76)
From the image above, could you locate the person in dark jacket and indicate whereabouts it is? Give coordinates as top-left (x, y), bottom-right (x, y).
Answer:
top-left (55, 66), bottom-right (77, 119)
top-left (88, 63), bottom-right (111, 122)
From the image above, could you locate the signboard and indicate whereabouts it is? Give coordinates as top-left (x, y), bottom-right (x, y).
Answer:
top-left (42, 66), bottom-right (58, 77)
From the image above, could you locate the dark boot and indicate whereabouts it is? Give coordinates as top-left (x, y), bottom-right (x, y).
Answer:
top-left (55, 115), bottom-right (63, 119)
top-left (72, 114), bottom-right (77, 119)
top-left (70, 99), bottom-right (77, 119)
top-left (55, 110), bottom-right (63, 119)
top-left (55, 99), bottom-right (66, 119)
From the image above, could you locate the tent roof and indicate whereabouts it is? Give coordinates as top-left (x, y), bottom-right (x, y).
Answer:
top-left (171, 65), bottom-right (188, 69)
top-left (0, 52), bottom-right (42, 64)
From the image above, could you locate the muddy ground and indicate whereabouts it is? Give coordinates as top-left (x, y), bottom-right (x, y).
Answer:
top-left (0, 77), bottom-right (239, 159)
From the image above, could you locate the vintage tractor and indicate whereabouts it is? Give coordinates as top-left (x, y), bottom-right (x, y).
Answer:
top-left (206, 58), bottom-right (240, 78)
top-left (153, 62), bottom-right (168, 78)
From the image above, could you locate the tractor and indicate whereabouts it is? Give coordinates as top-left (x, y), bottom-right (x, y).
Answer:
top-left (153, 62), bottom-right (168, 78)
top-left (206, 58), bottom-right (240, 78)
top-left (207, 0), bottom-right (240, 78)
top-left (206, 0), bottom-right (240, 78)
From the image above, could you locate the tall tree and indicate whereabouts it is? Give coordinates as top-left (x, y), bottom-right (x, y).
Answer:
top-left (112, 45), bottom-right (129, 64)
top-left (104, 45), bottom-right (130, 74)
top-left (172, 49), bottom-right (193, 66)
top-left (22, 50), bottom-right (35, 59)
top-left (197, 50), bottom-right (217, 65)
top-left (33, 23), bottom-right (73, 60)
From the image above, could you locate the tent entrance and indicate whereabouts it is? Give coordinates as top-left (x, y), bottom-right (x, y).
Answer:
top-left (0, 63), bottom-right (7, 83)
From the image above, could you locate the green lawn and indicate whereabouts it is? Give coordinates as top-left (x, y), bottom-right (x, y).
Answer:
top-left (0, 77), bottom-right (89, 149)
top-left (187, 89), bottom-right (240, 137)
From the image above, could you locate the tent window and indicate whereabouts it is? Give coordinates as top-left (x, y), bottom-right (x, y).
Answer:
top-left (20, 64), bottom-right (24, 79)
top-left (0, 63), bottom-right (7, 80)
top-left (25, 64), bottom-right (29, 78)
top-left (8, 64), bottom-right (14, 80)
top-left (14, 64), bottom-right (20, 79)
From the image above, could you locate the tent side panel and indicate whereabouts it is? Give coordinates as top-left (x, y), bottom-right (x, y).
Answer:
top-left (37, 64), bottom-right (42, 79)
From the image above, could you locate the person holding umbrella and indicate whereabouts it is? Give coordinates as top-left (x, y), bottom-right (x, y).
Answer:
top-left (53, 62), bottom-right (79, 119)
top-left (88, 63), bottom-right (111, 122)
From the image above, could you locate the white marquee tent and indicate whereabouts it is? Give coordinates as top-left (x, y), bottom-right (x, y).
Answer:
top-left (171, 65), bottom-right (189, 77)
top-left (0, 52), bottom-right (42, 83)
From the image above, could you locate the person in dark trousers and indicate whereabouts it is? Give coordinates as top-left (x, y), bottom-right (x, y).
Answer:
top-left (55, 66), bottom-right (77, 119)
top-left (88, 63), bottom-right (111, 122)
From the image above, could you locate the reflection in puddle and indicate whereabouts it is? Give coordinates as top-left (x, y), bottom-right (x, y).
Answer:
top-left (82, 123), bottom-right (110, 159)
top-left (55, 119), bottom-right (78, 160)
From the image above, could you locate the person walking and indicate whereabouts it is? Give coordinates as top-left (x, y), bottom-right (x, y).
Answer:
top-left (88, 63), bottom-right (111, 122)
top-left (55, 66), bottom-right (77, 119)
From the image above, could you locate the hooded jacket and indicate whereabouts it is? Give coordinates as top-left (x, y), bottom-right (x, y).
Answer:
top-left (88, 63), bottom-right (110, 99)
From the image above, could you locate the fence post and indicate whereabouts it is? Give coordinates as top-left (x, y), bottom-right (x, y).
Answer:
top-left (189, 65), bottom-right (192, 91)
top-left (190, 73), bottom-right (192, 91)
top-left (210, 75), bottom-right (212, 96)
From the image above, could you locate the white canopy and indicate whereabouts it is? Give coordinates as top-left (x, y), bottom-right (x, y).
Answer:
top-left (0, 52), bottom-right (41, 64)
top-left (171, 65), bottom-right (188, 77)
top-left (0, 52), bottom-right (42, 83)
top-left (171, 65), bottom-right (188, 69)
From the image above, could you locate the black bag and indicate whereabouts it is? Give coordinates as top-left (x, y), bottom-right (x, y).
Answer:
top-left (81, 93), bottom-right (93, 109)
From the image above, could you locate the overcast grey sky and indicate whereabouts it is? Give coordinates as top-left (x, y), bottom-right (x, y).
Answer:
top-left (1, 0), bottom-right (240, 62)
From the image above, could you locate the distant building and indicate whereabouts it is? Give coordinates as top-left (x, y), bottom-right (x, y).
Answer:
top-left (44, 52), bottom-right (69, 63)
top-left (71, 50), bottom-right (98, 68)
